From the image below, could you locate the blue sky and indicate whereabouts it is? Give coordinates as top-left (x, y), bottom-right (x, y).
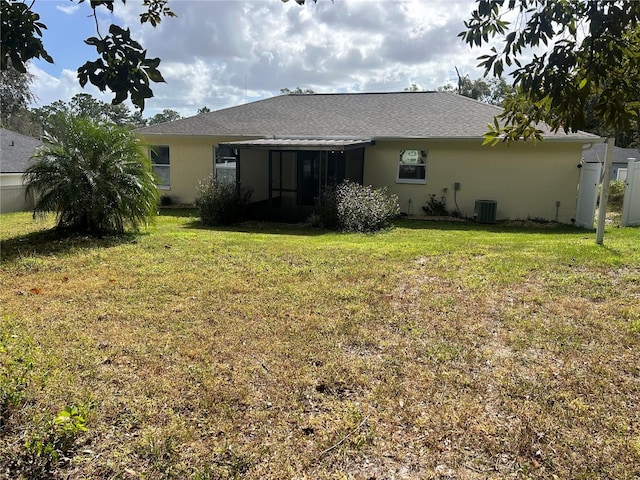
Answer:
top-left (31, 2), bottom-right (96, 77)
top-left (28, 0), bottom-right (494, 118)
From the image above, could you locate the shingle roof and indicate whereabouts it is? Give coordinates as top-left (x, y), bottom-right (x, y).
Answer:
top-left (0, 128), bottom-right (41, 173)
top-left (137, 91), bottom-right (598, 141)
top-left (582, 144), bottom-right (639, 165)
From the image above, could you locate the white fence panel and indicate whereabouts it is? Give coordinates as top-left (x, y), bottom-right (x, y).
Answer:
top-left (575, 162), bottom-right (601, 229)
top-left (621, 158), bottom-right (640, 227)
top-left (0, 183), bottom-right (35, 214)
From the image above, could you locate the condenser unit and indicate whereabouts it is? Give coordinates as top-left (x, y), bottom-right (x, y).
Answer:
top-left (474, 200), bottom-right (497, 224)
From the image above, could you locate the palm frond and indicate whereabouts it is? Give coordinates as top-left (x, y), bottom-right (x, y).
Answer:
top-left (23, 115), bottom-right (158, 234)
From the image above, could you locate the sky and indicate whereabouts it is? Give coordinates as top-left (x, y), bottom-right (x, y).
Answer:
top-left (28, 0), bottom-right (495, 119)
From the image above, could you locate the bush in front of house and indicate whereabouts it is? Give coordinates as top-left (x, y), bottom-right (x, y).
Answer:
top-left (159, 194), bottom-right (173, 207)
top-left (195, 175), bottom-right (253, 226)
top-left (608, 180), bottom-right (626, 209)
top-left (309, 185), bottom-right (339, 229)
top-left (334, 180), bottom-right (400, 232)
top-left (422, 193), bottom-right (449, 216)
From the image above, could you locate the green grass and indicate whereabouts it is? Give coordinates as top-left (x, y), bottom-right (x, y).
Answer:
top-left (1, 210), bottom-right (639, 479)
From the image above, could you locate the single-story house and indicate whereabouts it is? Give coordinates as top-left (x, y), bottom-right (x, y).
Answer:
top-left (136, 91), bottom-right (601, 224)
top-left (582, 143), bottom-right (640, 182)
top-left (0, 128), bottom-right (41, 214)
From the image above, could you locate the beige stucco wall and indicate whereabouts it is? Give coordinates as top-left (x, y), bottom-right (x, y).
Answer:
top-left (138, 133), bottom-right (586, 223)
top-left (137, 135), bottom-right (264, 204)
top-left (364, 140), bottom-right (584, 223)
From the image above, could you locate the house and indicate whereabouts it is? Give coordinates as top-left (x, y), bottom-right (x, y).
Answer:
top-left (0, 128), bottom-right (41, 214)
top-left (136, 92), bottom-right (601, 224)
top-left (581, 143), bottom-right (640, 182)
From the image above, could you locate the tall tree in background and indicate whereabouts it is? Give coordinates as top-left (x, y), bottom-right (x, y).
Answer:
top-left (147, 109), bottom-right (182, 125)
top-left (584, 91), bottom-right (639, 148)
top-left (1, 0), bottom-right (175, 110)
top-left (0, 66), bottom-right (38, 135)
top-left (460, 0), bottom-right (640, 144)
top-left (280, 87), bottom-right (315, 95)
top-left (67, 93), bottom-right (138, 127)
top-left (438, 74), bottom-right (513, 106)
top-left (32, 93), bottom-right (148, 137)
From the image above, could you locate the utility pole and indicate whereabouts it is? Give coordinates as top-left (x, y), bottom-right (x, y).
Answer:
top-left (596, 137), bottom-right (614, 245)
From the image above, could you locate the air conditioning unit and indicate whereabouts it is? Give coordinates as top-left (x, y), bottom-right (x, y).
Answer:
top-left (474, 200), bottom-right (497, 224)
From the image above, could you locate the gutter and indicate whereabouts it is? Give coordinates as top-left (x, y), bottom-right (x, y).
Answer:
top-left (136, 132), bottom-right (605, 143)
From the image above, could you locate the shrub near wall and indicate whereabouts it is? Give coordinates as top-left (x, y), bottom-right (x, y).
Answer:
top-left (309, 185), bottom-right (338, 229)
top-left (335, 181), bottom-right (400, 232)
top-left (195, 175), bottom-right (253, 226)
top-left (608, 180), bottom-right (625, 209)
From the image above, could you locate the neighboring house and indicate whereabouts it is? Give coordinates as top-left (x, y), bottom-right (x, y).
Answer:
top-left (0, 128), bottom-right (41, 214)
top-left (136, 92), bottom-right (601, 224)
top-left (581, 143), bottom-right (640, 182)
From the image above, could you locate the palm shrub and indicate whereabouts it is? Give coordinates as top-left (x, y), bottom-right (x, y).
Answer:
top-left (334, 180), bottom-right (400, 232)
top-left (23, 115), bottom-right (158, 235)
top-left (195, 175), bottom-right (253, 226)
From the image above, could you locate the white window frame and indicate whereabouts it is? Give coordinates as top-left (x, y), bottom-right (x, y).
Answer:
top-left (150, 145), bottom-right (170, 189)
top-left (617, 167), bottom-right (628, 182)
top-left (396, 149), bottom-right (427, 184)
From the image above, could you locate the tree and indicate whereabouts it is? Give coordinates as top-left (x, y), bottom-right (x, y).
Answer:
top-left (130, 110), bottom-right (148, 128)
top-left (460, 0), bottom-right (640, 144)
top-left (437, 75), bottom-right (513, 106)
top-left (0, 66), bottom-right (35, 123)
top-left (197, 106), bottom-right (211, 114)
top-left (482, 77), bottom-right (513, 107)
top-left (280, 87), bottom-right (315, 94)
top-left (67, 93), bottom-right (138, 126)
top-left (32, 93), bottom-right (147, 136)
top-left (404, 84), bottom-right (422, 92)
top-left (0, 66), bottom-right (37, 134)
top-left (1, 0), bottom-right (176, 110)
top-left (147, 109), bottom-right (182, 125)
top-left (437, 84), bottom-right (456, 93)
top-left (24, 115), bottom-right (158, 234)
top-left (584, 97), bottom-right (638, 148)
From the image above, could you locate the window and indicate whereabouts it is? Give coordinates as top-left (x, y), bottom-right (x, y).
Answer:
top-left (397, 149), bottom-right (427, 184)
top-left (616, 168), bottom-right (627, 182)
top-left (150, 145), bottom-right (170, 187)
top-left (214, 146), bottom-right (237, 185)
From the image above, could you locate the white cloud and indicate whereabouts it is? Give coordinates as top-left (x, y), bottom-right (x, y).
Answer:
top-left (29, 64), bottom-right (117, 109)
top-left (56, 4), bottom-right (81, 15)
top-left (30, 0), bottom-right (504, 118)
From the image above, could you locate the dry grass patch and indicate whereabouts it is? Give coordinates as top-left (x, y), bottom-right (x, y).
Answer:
top-left (1, 211), bottom-right (639, 479)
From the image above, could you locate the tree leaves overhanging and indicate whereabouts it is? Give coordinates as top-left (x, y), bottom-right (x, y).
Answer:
top-left (460, 0), bottom-right (640, 144)
top-left (0, 0), bottom-right (176, 111)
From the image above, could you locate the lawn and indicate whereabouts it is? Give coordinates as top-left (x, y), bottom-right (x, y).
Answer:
top-left (1, 211), bottom-right (639, 479)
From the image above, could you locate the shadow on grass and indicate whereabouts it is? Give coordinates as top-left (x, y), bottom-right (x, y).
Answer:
top-left (159, 208), bottom-right (605, 237)
top-left (172, 211), bottom-right (593, 237)
top-left (180, 218), bottom-right (330, 237)
top-left (395, 217), bottom-right (592, 235)
top-left (0, 228), bottom-right (138, 263)
top-left (158, 207), bottom-right (199, 218)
